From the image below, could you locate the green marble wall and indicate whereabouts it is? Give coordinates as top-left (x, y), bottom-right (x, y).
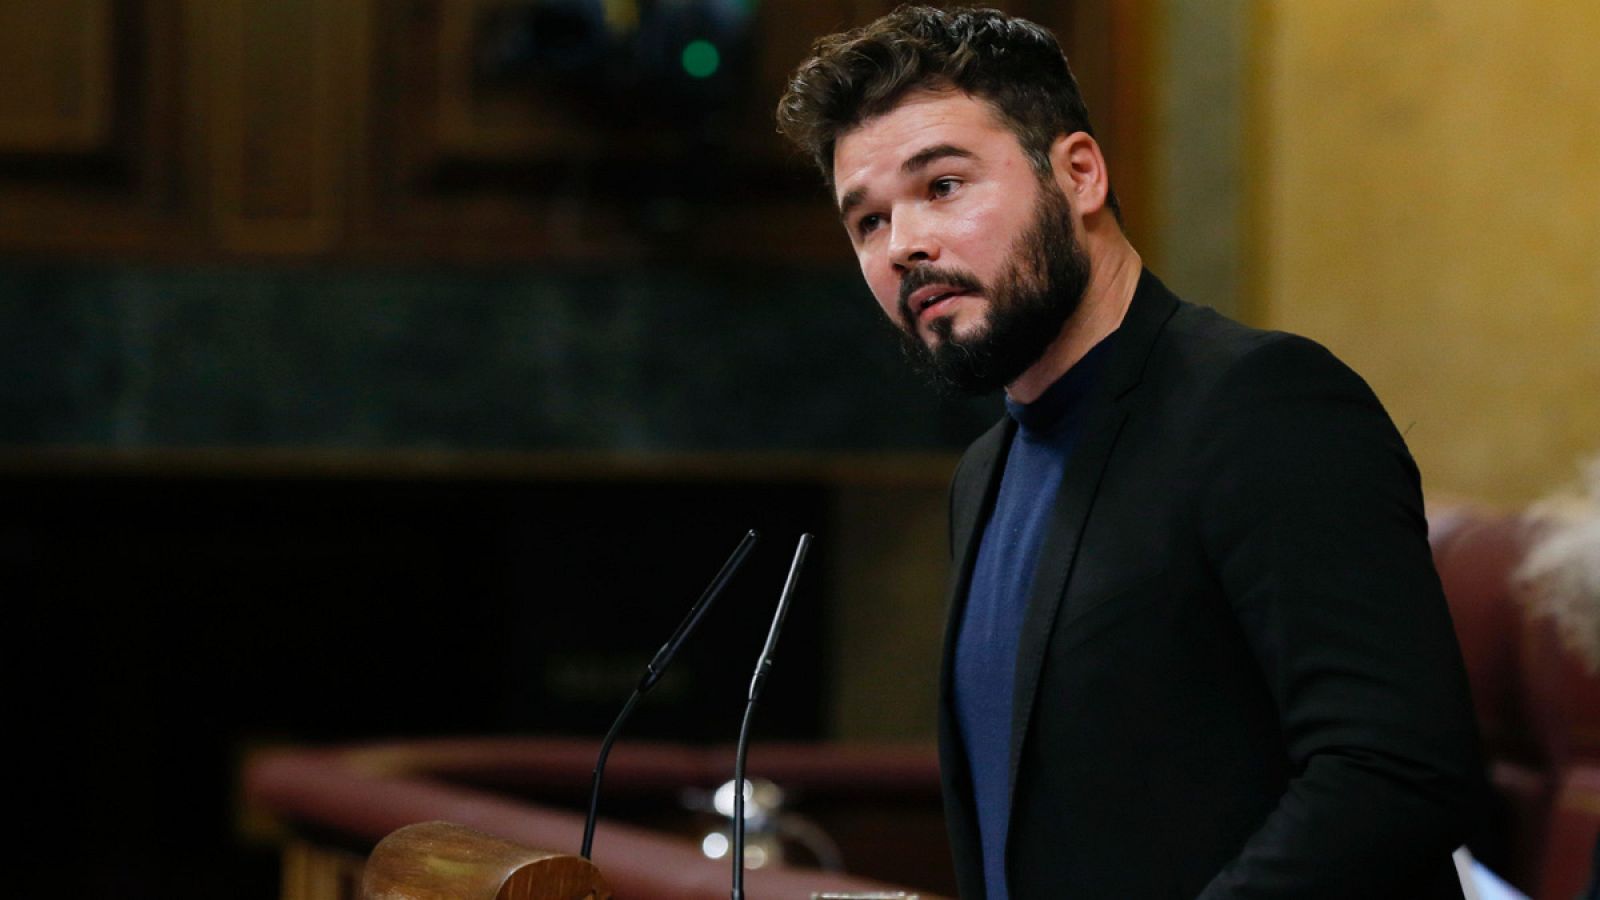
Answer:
top-left (0, 263), bottom-right (999, 451)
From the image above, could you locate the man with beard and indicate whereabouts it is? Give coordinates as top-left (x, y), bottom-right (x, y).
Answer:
top-left (778, 6), bottom-right (1482, 899)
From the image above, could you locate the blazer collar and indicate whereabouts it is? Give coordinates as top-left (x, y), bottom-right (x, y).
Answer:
top-left (936, 412), bottom-right (1010, 899)
top-left (1004, 267), bottom-right (1181, 817)
top-left (1100, 267), bottom-right (1181, 404)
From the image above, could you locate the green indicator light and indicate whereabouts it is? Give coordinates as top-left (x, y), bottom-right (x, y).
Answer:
top-left (682, 40), bottom-right (720, 78)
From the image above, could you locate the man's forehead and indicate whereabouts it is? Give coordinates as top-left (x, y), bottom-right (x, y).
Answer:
top-left (832, 90), bottom-right (1009, 202)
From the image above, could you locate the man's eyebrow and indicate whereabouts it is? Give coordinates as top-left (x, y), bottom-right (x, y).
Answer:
top-left (837, 144), bottom-right (976, 221)
top-left (838, 186), bottom-right (867, 221)
top-left (901, 143), bottom-right (974, 175)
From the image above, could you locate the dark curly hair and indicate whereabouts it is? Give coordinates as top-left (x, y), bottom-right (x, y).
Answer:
top-left (776, 4), bottom-right (1119, 220)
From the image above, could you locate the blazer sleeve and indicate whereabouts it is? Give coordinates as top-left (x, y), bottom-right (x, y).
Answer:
top-left (1188, 335), bottom-right (1483, 899)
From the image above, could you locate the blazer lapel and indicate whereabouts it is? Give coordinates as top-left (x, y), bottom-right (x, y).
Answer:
top-left (937, 413), bottom-right (1012, 883)
top-left (1004, 270), bottom-right (1182, 811)
top-left (943, 417), bottom-right (1013, 639)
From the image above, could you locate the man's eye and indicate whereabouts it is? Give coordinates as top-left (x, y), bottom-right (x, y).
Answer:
top-left (931, 177), bottom-right (961, 198)
top-left (857, 214), bottom-right (883, 236)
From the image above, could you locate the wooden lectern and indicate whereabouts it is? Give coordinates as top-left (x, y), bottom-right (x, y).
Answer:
top-left (362, 821), bottom-right (612, 900)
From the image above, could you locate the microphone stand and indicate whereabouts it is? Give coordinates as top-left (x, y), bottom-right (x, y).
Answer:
top-left (580, 529), bottom-right (760, 860)
top-left (731, 533), bottom-right (812, 900)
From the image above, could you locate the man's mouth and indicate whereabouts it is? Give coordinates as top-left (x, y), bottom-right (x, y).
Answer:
top-left (906, 284), bottom-right (972, 320)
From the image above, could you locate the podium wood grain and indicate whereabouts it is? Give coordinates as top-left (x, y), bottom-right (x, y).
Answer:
top-left (361, 821), bottom-right (612, 900)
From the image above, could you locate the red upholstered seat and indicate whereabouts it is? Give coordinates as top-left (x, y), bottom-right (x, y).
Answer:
top-left (1429, 505), bottom-right (1600, 899)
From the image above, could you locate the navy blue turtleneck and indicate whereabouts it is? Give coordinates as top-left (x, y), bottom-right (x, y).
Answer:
top-left (952, 335), bottom-right (1115, 900)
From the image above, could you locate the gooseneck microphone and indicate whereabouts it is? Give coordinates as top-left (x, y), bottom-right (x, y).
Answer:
top-left (580, 529), bottom-right (760, 860)
top-left (731, 533), bottom-right (812, 900)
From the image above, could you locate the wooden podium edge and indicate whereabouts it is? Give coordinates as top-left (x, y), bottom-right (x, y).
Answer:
top-left (361, 821), bottom-right (613, 900)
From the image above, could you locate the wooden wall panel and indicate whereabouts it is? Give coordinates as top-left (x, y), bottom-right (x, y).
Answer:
top-left (0, 0), bottom-right (194, 257)
top-left (347, 0), bottom-right (1145, 265)
top-left (0, 0), bottom-right (114, 153)
top-left (0, 0), bottom-right (1151, 264)
top-left (348, 0), bottom-right (970, 264)
top-left (197, 0), bottom-right (368, 255)
top-left (431, 0), bottom-right (599, 160)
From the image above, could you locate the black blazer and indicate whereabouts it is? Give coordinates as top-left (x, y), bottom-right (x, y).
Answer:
top-left (937, 271), bottom-right (1482, 899)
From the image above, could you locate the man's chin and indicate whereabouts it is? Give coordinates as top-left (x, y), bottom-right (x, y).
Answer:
top-left (915, 331), bottom-right (948, 354)
top-left (917, 324), bottom-right (955, 350)
top-left (900, 330), bottom-right (1015, 396)
top-left (919, 311), bottom-right (975, 347)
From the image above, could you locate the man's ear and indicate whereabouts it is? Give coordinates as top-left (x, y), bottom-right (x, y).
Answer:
top-left (1048, 131), bottom-right (1110, 218)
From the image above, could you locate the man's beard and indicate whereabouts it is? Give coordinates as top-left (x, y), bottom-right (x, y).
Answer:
top-left (895, 181), bottom-right (1091, 396)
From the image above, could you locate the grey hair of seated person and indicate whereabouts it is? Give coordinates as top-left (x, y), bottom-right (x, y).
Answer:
top-left (1517, 455), bottom-right (1600, 674)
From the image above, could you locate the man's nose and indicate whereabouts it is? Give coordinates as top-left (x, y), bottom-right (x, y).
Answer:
top-left (889, 211), bottom-right (938, 271)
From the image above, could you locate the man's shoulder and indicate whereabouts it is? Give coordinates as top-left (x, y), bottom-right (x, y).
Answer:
top-left (1152, 297), bottom-right (1367, 404)
top-left (1159, 298), bottom-right (1290, 373)
top-left (1112, 272), bottom-right (1332, 405)
top-left (1148, 297), bottom-right (1404, 477)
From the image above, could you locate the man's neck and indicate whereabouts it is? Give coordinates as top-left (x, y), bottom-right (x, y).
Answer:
top-left (1005, 240), bottom-right (1142, 405)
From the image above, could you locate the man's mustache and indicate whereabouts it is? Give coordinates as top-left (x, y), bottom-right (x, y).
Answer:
top-left (897, 266), bottom-right (984, 325)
